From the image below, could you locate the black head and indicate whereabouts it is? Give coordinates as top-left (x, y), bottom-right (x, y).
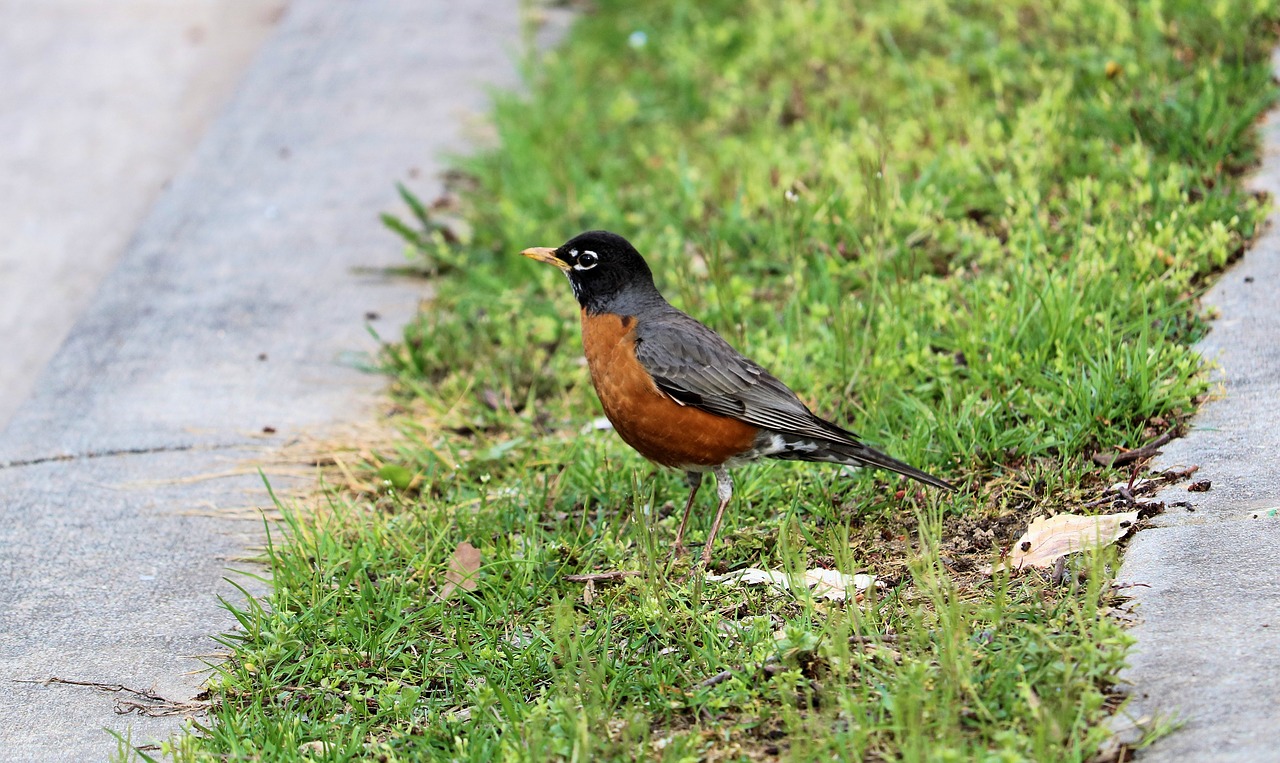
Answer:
top-left (521, 230), bottom-right (662, 313)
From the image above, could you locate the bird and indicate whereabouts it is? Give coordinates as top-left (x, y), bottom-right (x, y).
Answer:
top-left (522, 230), bottom-right (955, 566)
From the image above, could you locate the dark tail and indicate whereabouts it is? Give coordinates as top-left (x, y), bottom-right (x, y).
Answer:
top-left (769, 434), bottom-right (956, 491)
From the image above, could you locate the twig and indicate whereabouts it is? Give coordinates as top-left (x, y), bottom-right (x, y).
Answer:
top-left (1051, 556), bottom-right (1070, 586)
top-left (13, 676), bottom-right (209, 717)
top-left (1110, 581), bottom-right (1151, 591)
top-left (1084, 464), bottom-right (1201, 507)
top-left (1092, 429), bottom-right (1177, 467)
top-left (564, 570), bottom-right (642, 583)
top-left (696, 666), bottom-right (745, 690)
top-left (1126, 463), bottom-right (1140, 493)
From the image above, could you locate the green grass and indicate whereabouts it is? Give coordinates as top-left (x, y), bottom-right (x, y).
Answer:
top-left (177, 0), bottom-right (1277, 760)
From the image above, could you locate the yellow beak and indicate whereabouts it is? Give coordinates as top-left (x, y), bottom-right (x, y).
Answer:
top-left (521, 246), bottom-right (570, 271)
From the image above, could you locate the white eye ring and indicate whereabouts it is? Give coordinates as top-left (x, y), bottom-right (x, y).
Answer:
top-left (574, 250), bottom-right (599, 270)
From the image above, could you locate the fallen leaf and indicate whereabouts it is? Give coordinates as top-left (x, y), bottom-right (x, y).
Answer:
top-left (439, 541), bottom-right (481, 600)
top-left (997, 511), bottom-right (1139, 570)
top-left (706, 567), bottom-right (875, 600)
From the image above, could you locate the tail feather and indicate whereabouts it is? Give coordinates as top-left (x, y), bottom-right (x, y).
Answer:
top-left (768, 433), bottom-right (955, 491)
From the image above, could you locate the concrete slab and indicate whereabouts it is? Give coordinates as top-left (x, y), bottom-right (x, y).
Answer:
top-left (1120, 523), bottom-right (1280, 760)
top-left (1116, 49), bottom-right (1280, 763)
top-left (0, 1), bottom-right (526, 758)
top-left (0, 0), bottom-right (283, 429)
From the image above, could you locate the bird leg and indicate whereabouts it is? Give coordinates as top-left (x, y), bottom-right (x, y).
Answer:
top-left (672, 471), bottom-right (703, 559)
top-left (700, 466), bottom-right (734, 567)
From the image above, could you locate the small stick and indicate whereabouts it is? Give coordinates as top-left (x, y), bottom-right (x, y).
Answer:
top-left (695, 667), bottom-right (740, 690)
top-left (1159, 465), bottom-right (1199, 481)
top-left (1110, 581), bottom-right (1151, 591)
top-left (14, 676), bottom-right (156, 695)
top-left (1051, 556), bottom-right (1070, 586)
top-left (12, 677), bottom-right (208, 717)
top-left (1084, 464), bottom-right (1201, 507)
top-left (1092, 429), bottom-right (1177, 467)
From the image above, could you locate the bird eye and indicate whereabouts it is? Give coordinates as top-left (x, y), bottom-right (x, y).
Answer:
top-left (575, 251), bottom-right (599, 270)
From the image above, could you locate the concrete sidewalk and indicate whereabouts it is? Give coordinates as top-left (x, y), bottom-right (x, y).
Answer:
top-left (1116, 51), bottom-right (1280, 763)
top-left (0, 1), bottom-right (527, 758)
top-left (0, 0), bottom-right (281, 429)
top-left (3, 3), bottom-right (1275, 760)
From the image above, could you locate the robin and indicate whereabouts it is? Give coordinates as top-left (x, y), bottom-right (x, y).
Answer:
top-left (522, 230), bottom-right (955, 566)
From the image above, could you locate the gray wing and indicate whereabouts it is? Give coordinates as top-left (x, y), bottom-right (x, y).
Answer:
top-left (631, 309), bottom-right (857, 444)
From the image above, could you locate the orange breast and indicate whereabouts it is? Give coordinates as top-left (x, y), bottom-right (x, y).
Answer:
top-left (580, 311), bottom-right (759, 469)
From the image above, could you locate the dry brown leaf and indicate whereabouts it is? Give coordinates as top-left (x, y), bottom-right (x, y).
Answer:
top-left (999, 511), bottom-right (1139, 570)
top-left (439, 541), bottom-right (481, 600)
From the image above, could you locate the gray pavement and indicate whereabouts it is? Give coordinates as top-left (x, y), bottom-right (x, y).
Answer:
top-left (0, 1), bottom-right (526, 758)
top-left (1116, 51), bottom-right (1280, 762)
top-left (0, 0), bottom-right (281, 429)
top-left (4, 2), bottom-right (1277, 760)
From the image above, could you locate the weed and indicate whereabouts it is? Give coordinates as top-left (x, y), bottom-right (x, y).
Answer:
top-left (189, 0), bottom-right (1278, 760)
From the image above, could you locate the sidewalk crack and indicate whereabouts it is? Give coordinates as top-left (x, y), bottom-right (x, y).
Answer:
top-left (0, 443), bottom-right (201, 470)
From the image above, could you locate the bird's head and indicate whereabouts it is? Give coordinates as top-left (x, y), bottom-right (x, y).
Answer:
top-left (521, 230), bottom-right (660, 313)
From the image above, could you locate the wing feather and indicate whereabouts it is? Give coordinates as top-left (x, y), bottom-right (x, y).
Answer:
top-left (632, 309), bottom-right (857, 445)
